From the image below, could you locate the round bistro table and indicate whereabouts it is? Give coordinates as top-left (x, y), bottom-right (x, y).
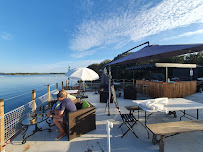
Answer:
top-left (21, 114), bottom-right (52, 144)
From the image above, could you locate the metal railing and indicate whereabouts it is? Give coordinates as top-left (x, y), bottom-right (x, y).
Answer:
top-left (0, 84), bottom-right (58, 151)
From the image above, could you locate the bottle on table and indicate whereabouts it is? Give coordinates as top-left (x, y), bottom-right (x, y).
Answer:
top-left (42, 106), bottom-right (45, 113)
top-left (38, 107), bottom-right (42, 116)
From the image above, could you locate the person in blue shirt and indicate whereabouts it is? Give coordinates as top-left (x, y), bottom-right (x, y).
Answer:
top-left (47, 90), bottom-right (77, 140)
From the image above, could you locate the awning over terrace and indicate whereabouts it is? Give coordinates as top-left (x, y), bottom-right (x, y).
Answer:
top-left (107, 43), bottom-right (203, 66)
top-left (105, 43), bottom-right (203, 115)
top-left (126, 63), bottom-right (198, 82)
top-left (126, 63), bottom-right (197, 70)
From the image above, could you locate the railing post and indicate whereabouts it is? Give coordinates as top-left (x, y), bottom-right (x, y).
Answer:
top-left (62, 81), bottom-right (64, 89)
top-left (32, 90), bottom-right (36, 113)
top-left (47, 85), bottom-right (51, 106)
top-left (0, 99), bottom-right (5, 152)
top-left (123, 79), bottom-right (125, 89)
top-left (56, 83), bottom-right (58, 92)
top-left (66, 80), bottom-right (67, 87)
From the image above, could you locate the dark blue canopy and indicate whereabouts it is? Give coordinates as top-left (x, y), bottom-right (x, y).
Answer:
top-left (107, 43), bottom-right (203, 66)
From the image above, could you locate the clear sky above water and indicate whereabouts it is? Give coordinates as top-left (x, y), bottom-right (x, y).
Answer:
top-left (0, 0), bottom-right (203, 73)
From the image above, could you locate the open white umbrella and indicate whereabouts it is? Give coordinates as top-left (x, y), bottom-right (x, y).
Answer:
top-left (65, 67), bottom-right (99, 91)
top-left (65, 67), bottom-right (99, 81)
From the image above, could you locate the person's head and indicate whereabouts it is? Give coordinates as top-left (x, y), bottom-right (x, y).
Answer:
top-left (57, 90), bottom-right (67, 101)
top-left (60, 89), bottom-right (68, 95)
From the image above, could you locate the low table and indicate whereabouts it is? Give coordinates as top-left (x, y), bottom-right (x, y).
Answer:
top-left (125, 105), bottom-right (142, 118)
top-left (53, 90), bottom-right (78, 95)
top-left (21, 113), bottom-right (51, 144)
top-left (132, 98), bottom-right (203, 126)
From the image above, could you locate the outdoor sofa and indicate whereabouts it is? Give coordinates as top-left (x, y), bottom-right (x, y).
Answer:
top-left (49, 99), bottom-right (96, 140)
top-left (63, 99), bottom-right (96, 140)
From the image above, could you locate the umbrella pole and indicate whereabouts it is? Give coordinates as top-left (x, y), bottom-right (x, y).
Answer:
top-left (79, 81), bottom-right (81, 90)
top-left (83, 81), bottom-right (85, 92)
top-left (108, 66), bottom-right (112, 116)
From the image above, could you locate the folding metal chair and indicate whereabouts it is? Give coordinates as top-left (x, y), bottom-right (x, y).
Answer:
top-left (76, 90), bottom-right (88, 99)
top-left (111, 85), bottom-right (138, 138)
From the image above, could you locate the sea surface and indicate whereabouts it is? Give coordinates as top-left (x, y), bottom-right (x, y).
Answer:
top-left (0, 74), bottom-right (77, 113)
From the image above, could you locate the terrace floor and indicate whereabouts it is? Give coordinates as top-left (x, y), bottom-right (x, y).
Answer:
top-left (5, 91), bottom-right (203, 152)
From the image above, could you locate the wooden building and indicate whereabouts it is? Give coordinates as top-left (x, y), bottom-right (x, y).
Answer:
top-left (127, 63), bottom-right (197, 98)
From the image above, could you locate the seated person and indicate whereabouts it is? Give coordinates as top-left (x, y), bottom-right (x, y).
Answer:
top-left (49, 90), bottom-right (77, 126)
top-left (49, 100), bottom-right (61, 127)
top-left (47, 90), bottom-right (77, 140)
top-left (60, 89), bottom-right (76, 101)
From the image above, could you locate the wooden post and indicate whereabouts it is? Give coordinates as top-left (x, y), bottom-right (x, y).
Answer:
top-left (47, 85), bottom-right (51, 107)
top-left (166, 67), bottom-right (168, 82)
top-left (56, 83), bottom-right (58, 91)
top-left (66, 80), bottom-right (67, 87)
top-left (32, 90), bottom-right (36, 113)
top-left (62, 81), bottom-right (64, 89)
top-left (152, 134), bottom-right (157, 145)
top-left (0, 99), bottom-right (5, 152)
top-left (159, 135), bottom-right (165, 152)
top-left (123, 79), bottom-right (125, 89)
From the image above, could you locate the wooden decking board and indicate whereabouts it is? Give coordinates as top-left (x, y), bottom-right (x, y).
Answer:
top-left (147, 120), bottom-right (203, 135)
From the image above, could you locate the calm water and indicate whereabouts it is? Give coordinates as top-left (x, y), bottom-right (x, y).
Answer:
top-left (0, 75), bottom-right (77, 113)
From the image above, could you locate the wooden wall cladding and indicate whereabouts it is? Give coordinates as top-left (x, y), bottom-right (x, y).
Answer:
top-left (136, 80), bottom-right (197, 98)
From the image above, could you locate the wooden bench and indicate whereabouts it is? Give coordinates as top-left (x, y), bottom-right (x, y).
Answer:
top-left (147, 120), bottom-right (203, 152)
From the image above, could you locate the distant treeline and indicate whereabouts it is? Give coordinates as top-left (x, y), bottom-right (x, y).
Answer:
top-left (0, 73), bottom-right (65, 75)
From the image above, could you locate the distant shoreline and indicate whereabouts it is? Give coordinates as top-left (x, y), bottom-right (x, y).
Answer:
top-left (0, 73), bottom-right (65, 75)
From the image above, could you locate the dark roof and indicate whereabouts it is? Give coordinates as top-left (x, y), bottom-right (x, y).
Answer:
top-left (126, 63), bottom-right (155, 70)
top-left (107, 43), bottom-right (203, 66)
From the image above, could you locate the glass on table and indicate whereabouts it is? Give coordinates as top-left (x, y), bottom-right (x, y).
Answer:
top-left (28, 112), bottom-right (37, 118)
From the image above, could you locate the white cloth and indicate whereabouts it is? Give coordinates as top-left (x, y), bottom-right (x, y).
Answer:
top-left (139, 98), bottom-right (169, 113)
top-left (133, 98), bottom-right (203, 113)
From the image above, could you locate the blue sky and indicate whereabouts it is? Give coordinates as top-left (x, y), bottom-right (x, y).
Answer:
top-left (0, 0), bottom-right (203, 73)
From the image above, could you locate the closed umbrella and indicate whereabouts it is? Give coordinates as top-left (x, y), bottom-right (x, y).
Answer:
top-left (65, 67), bottom-right (99, 91)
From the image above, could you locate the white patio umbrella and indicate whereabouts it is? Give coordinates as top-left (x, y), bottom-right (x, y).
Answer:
top-left (65, 67), bottom-right (99, 91)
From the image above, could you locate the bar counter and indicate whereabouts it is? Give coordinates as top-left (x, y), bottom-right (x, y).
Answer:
top-left (136, 80), bottom-right (197, 98)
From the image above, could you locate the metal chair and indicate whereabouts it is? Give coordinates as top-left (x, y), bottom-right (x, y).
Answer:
top-left (76, 90), bottom-right (88, 99)
top-left (111, 85), bottom-right (138, 138)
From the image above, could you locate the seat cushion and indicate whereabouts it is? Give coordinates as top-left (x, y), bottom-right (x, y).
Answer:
top-left (82, 100), bottom-right (90, 109)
